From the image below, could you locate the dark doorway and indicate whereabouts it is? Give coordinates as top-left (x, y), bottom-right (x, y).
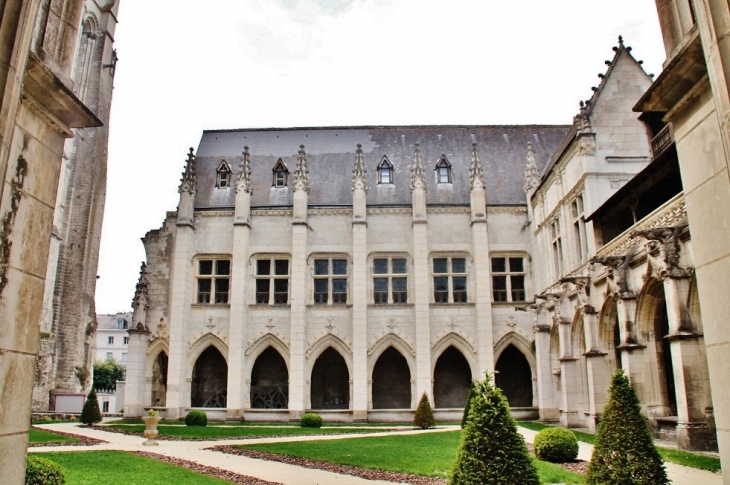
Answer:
top-left (655, 295), bottom-right (677, 414)
top-left (433, 346), bottom-right (472, 408)
top-left (310, 347), bottom-right (349, 409)
top-left (191, 346), bottom-right (228, 407)
top-left (495, 345), bottom-right (533, 407)
top-left (151, 351), bottom-right (168, 406)
top-left (250, 347), bottom-right (288, 409)
top-left (372, 347), bottom-right (411, 409)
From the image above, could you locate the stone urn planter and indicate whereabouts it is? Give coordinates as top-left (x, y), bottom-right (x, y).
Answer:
top-left (142, 414), bottom-right (161, 446)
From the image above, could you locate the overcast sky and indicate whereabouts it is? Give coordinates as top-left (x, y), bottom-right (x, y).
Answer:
top-left (95, 0), bottom-right (666, 313)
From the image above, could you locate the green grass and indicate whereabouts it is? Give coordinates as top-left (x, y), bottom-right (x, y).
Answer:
top-left (518, 421), bottom-right (721, 472)
top-left (238, 430), bottom-right (585, 484)
top-left (105, 419), bottom-right (406, 427)
top-left (30, 451), bottom-right (230, 485)
top-left (105, 423), bottom-right (396, 439)
top-left (28, 428), bottom-right (79, 444)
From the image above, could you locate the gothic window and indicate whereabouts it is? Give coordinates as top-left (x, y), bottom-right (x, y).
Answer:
top-left (255, 258), bottom-right (290, 305)
top-left (571, 194), bottom-right (588, 265)
top-left (372, 256), bottom-right (408, 304)
top-left (196, 258), bottom-right (231, 304)
top-left (551, 218), bottom-right (564, 278)
top-left (377, 156), bottom-right (394, 184)
top-left (432, 256), bottom-right (467, 303)
top-left (435, 155), bottom-right (452, 184)
top-left (491, 256), bottom-right (526, 302)
top-left (313, 257), bottom-right (348, 305)
top-left (272, 159), bottom-right (289, 187)
top-left (216, 161), bottom-right (232, 188)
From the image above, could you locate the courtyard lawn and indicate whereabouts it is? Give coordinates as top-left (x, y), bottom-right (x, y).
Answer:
top-left (237, 430), bottom-right (585, 484)
top-left (104, 423), bottom-right (397, 439)
top-left (30, 451), bottom-right (230, 485)
top-left (105, 419), bottom-right (407, 427)
top-left (29, 428), bottom-right (79, 444)
top-left (517, 421), bottom-right (722, 473)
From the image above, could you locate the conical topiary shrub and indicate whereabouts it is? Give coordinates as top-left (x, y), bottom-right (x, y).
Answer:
top-left (80, 388), bottom-right (102, 426)
top-left (450, 373), bottom-right (539, 485)
top-left (586, 369), bottom-right (668, 484)
top-left (461, 382), bottom-right (476, 428)
top-left (413, 392), bottom-right (436, 429)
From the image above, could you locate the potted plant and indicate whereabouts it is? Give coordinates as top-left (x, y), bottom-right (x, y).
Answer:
top-left (142, 409), bottom-right (161, 446)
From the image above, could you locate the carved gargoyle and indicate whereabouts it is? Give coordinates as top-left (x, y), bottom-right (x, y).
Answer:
top-left (631, 224), bottom-right (692, 279)
top-left (590, 254), bottom-right (632, 296)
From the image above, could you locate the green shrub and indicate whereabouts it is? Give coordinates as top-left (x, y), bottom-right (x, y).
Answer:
top-left (79, 389), bottom-right (102, 426)
top-left (413, 392), bottom-right (436, 429)
top-left (300, 413), bottom-right (323, 428)
top-left (184, 410), bottom-right (208, 427)
top-left (450, 373), bottom-right (539, 485)
top-left (587, 370), bottom-right (668, 484)
top-left (533, 427), bottom-right (579, 462)
top-left (460, 382), bottom-right (476, 429)
top-left (25, 456), bottom-right (65, 485)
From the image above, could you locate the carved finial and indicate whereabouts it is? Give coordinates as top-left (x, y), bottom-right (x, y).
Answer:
top-left (618, 35), bottom-right (624, 46)
top-left (523, 141), bottom-right (540, 193)
top-left (236, 146), bottom-right (253, 194)
top-left (579, 100), bottom-right (585, 109)
top-left (410, 143), bottom-right (426, 192)
top-left (178, 147), bottom-right (196, 195)
top-left (293, 144), bottom-right (309, 193)
top-left (468, 143), bottom-right (485, 191)
top-left (351, 144), bottom-right (368, 192)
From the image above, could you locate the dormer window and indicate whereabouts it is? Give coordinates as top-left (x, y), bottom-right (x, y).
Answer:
top-left (377, 156), bottom-right (394, 184)
top-left (216, 161), bottom-right (232, 188)
top-left (117, 318), bottom-right (128, 330)
top-left (435, 155), bottom-right (452, 183)
top-left (272, 159), bottom-right (289, 188)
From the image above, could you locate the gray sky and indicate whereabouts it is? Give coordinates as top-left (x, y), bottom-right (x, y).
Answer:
top-left (95, 0), bottom-right (666, 313)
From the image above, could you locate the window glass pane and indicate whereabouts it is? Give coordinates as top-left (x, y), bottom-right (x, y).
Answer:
top-left (373, 259), bottom-right (388, 274)
top-left (452, 258), bottom-right (466, 273)
top-left (491, 258), bottom-right (506, 273)
top-left (257, 260), bottom-right (270, 275)
top-left (333, 279), bottom-right (347, 293)
top-left (216, 260), bottom-right (230, 275)
top-left (493, 275), bottom-right (507, 302)
top-left (314, 259), bottom-right (329, 275)
top-left (439, 167), bottom-right (449, 182)
top-left (434, 277), bottom-right (448, 292)
top-left (314, 279), bottom-right (328, 293)
top-left (256, 280), bottom-right (270, 304)
top-left (433, 258), bottom-right (448, 274)
top-left (275, 260), bottom-right (289, 275)
top-left (392, 277), bottom-right (407, 292)
top-left (199, 260), bottom-right (213, 275)
top-left (215, 278), bottom-right (230, 303)
top-left (509, 258), bottom-right (523, 272)
top-left (453, 277), bottom-right (467, 292)
top-left (392, 258), bottom-right (407, 274)
top-left (374, 278), bottom-right (388, 292)
top-left (274, 279), bottom-right (288, 304)
top-left (511, 275), bottom-right (525, 302)
top-left (197, 279), bottom-right (211, 303)
top-left (333, 259), bottom-right (347, 275)
top-left (380, 169), bottom-right (391, 184)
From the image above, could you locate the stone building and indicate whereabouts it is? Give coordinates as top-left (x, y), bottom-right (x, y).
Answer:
top-left (95, 312), bottom-right (132, 365)
top-left (123, 37), bottom-right (719, 450)
top-left (0, 0), bottom-right (118, 482)
top-left (32, 0), bottom-right (119, 411)
top-left (639, 0), bottom-right (730, 476)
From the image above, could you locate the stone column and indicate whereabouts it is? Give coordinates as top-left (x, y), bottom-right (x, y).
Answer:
top-left (410, 144), bottom-right (432, 402)
top-left (288, 146), bottom-right (309, 420)
top-left (557, 312), bottom-right (580, 427)
top-left (123, 327), bottom-right (150, 417)
top-left (468, 144), bottom-right (494, 375)
top-left (165, 150), bottom-right (197, 419)
top-left (530, 307), bottom-right (559, 422)
top-left (615, 295), bottom-right (647, 396)
top-left (582, 306), bottom-right (609, 432)
top-left (227, 147), bottom-right (253, 419)
top-left (351, 145), bottom-right (368, 421)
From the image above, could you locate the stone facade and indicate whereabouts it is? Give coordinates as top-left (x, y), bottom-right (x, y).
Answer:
top-left (32, 0), bottom-right (119, 411)
top-left (639, 0), bottom-right (730, 477)
top-left (0, 1), bottom-right (117, 483)
top-left (95, 312), bottom-right (132, 366)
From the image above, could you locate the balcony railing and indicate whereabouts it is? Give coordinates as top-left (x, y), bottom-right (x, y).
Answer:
top-left (651, 123), bottom-right (674, 159)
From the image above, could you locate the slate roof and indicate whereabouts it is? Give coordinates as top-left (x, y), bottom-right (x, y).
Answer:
top-left (193, 125), bottom-right (570, 209)
top-left (97, 312), bottom-right (133, 330)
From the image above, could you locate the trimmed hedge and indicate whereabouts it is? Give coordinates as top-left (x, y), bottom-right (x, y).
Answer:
top-left (300, 413), bottom-right (323, 428)
top-left (184, 410), bottom-right (208, 427)
top-left (533, 427), bottom-right (579, 463)
top-left (586, 370), bottom-right (668, 484)
top-left (80, 389), bottom-right (102, 426)
top-left (413, 392), bottom-right (436, 429)
top-left (461, 382), bottom-right (477, 429)
top-left (25, 456), bottom-right (65, 485)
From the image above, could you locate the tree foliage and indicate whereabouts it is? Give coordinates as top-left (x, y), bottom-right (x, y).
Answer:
top-left (92, 357), bottom-right (125, 393)
top-left (461, 382), bottom-right (477, 428)
top-left (25, 456), bottom-right (65, 484)
top-left (450, 373), bottom-right (539, 485)
top-left (586, 370), bottom-right (668, 485)
top-left (413, 392), bottom-right (436, 429)
top-left (533, 427), bottom-right (579, 463)
top-left (80, 388), bottom-right (102, 425)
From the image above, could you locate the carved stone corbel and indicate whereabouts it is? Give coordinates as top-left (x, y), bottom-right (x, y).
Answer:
top-left (631, 225), bottom-right (693, 280)
top-left (590, 254), bottom-right (634, 298)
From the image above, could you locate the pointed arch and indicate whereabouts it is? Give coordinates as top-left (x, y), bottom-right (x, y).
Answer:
top-left (306, 333), bottom-right (352, 373)
top-left (371, 346), bottom-right (411, 409)
top-left (495, 344), bottom-right (534, 407)
top-left (244, 333), bottom-right (290, 379)
top-left (377, 155), bottom-right (394, 184)
top-left (310, 346), bottom-right (350, 409)
top-left (367, 333), bottom-right (415, 378)
top-left (272, 159), bottom-right (289, 187)
top-left (191, 345), bottom-right (228, 408)
top-left (187, 332), bottom-right (228, 374)
top-left (433, 345), bottom-right (472, 408)
top-left (598, 295), bottom-right (621, 370)
top-left (493, 332), bottom-right (536, 374)
top-left (430, 332), bottom-right (477, 377)
top-left (250, 346), bottom-right (289, 409)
